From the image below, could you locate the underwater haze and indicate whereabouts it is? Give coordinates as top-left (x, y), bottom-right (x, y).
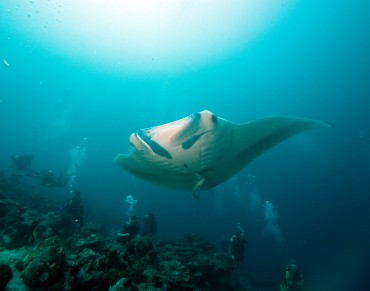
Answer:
top-left (1, 0), bottom-right (370, 290)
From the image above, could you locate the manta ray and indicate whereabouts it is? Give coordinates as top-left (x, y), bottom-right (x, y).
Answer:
top-left (114, 110), bottom-right (331, 191)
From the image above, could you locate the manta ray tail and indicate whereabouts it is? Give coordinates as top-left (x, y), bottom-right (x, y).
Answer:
top-left (235, 116), bottom-right (332, 165)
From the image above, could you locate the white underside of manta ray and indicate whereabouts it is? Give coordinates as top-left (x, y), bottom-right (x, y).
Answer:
top-left (114, 110), bottom-right (332, 191)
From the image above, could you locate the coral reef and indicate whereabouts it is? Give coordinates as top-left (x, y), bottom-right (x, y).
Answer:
top-left (0, 172), bottom-right (247, 291)
top-left (11, 228), bottom-right (239, 290)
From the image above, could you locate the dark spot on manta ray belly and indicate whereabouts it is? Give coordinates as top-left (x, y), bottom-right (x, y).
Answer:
top-left (182, 131), bottom-right (209, 150)
top-left (173, 112), bottom-right (202, 146)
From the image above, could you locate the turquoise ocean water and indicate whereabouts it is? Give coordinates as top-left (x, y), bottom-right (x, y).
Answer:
top-left (1, 1), bottom-right (369, 290)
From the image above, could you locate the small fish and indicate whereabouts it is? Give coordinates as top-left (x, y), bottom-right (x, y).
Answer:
top-left (3, 59), bottom-right (10, 66)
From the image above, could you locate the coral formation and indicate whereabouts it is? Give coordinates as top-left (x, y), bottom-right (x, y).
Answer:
top-left (0, 173), bottom-right (246, 290)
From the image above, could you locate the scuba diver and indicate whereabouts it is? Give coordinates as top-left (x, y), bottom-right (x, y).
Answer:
top-left (61, 190), bottom-right (84, 228)
top-left (140, 213), bottom-right (157, 237)
top-left (38, 170), bottom-right (70, 188)
top-left (280, 263), bottom-right (303, 291)
top-left (117, 216), bottom-right (139, 244)
top-left (12, 154), bottom-right (36, 173)
top-left (24, 170), bottom-right (70, 188)
top-left (229, 223), bottom-right (247, 265)
top-left (10, 155), bottom-right (70, 188)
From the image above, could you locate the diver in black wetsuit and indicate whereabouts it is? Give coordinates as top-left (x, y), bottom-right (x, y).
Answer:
top-left (10, 155), bottom-right (69, 188)
top-left (229, 223), bottom-right (247, 265)
top-left (59, 190), bottom-right (84, 228)
top-left (38, 170), bottom-right (70, 188)
top-left (12, 154), bottom-right (35, 173)
top-left (117, 216), bottom-right (139, 243)
top-left (66, 190), bottom-right (84, 226)
top-left (280, 263), bottom-right (303, 291)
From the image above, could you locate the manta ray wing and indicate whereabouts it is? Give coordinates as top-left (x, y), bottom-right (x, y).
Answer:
top-left (234, 115), bottom-right (332, 166)
top-left (202, 115), bottom-right (332, 189)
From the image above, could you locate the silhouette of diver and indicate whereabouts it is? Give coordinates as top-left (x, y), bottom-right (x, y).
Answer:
top-left (12, 154), bottom-right (37, 173)
top-left (38, 170), bottom-right (70, 188)
top-left (280, 263), bottom-right (303, 291)
top-left (11, 154), bottom-right (70, 188)
top-left (229, 223), bottom-right (247, 265)
top-left (117, 216), bottom-right (139, 243)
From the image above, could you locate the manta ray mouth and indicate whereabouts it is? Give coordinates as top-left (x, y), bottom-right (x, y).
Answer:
top-left (129, 133), bottom-right (152, 154)
top-left (131, 130), bottom-right (173, 159)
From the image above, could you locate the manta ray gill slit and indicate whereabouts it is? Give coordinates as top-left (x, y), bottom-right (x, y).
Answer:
top-left (136, 130), bottom-right (172, 159)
